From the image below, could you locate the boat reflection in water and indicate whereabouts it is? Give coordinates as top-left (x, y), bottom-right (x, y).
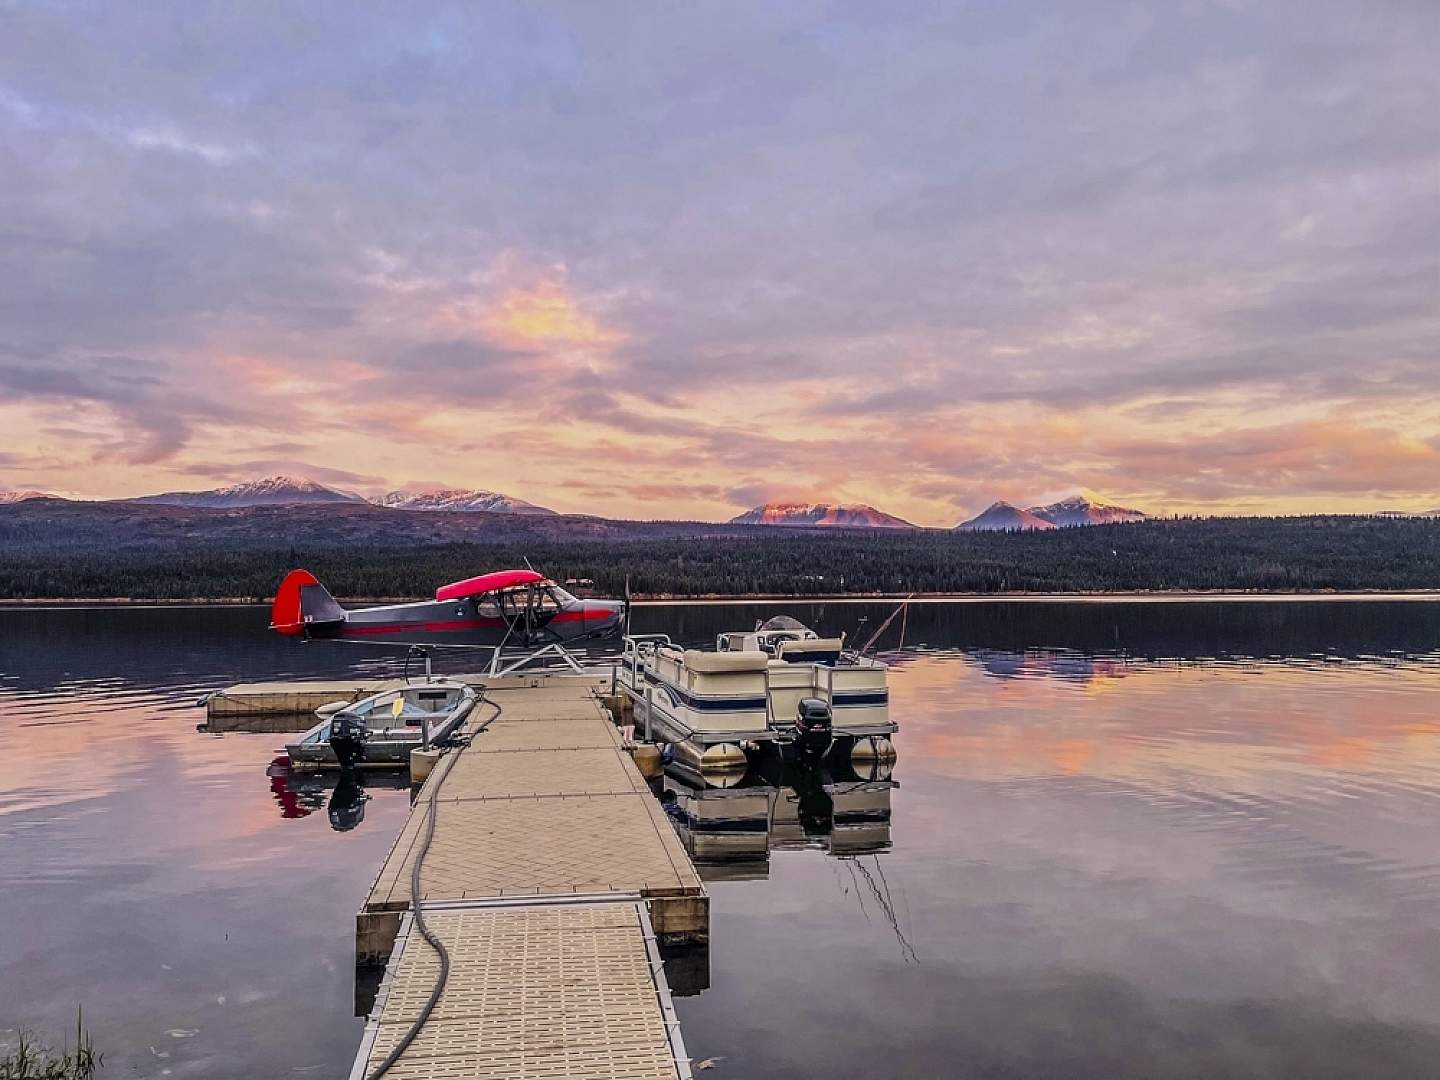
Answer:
top-left (654, 750), bottom-right (902, 994)
top-left (265, 757), bottom-right (411, 831)
top-left (658, 752), bottom-right (896, 882)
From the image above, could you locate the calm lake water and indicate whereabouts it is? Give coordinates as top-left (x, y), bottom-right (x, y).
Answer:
top-left (2, 601), bottom-right (1439, 1078)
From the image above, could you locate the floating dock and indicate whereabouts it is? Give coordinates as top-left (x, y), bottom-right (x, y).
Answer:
top-left (352, 899), bottom-right (690, 1080)
top-left (205, 678), bottom-right (399, 724)
top-left (205, 671), bottom-right (623, 728)
top-left (347, 674), bottom-right (704, 1079)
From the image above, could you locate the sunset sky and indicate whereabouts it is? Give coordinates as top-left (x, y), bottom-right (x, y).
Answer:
top-left (1, 3), bottom-right (1436, 526)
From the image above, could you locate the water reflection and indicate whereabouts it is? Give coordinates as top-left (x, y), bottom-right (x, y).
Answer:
top-left (7, 599), bottom-right (1437, 699)
top-left (266, 755), bottom-right (316, 819)
top-left (657, 755), bottom-right (915, 994)
top-left (264, 759), bottom-right (411, 830)
top-left (0, 605), bottom-right (486, 702)
top-left (631, 598), bottom-right (1440, 662)
top-left (661, 757), bottom-right (896, 880)
top-left (328, 774), bottom-right (368, 832)
top-left (971, 648), bottom-right (1131, 683)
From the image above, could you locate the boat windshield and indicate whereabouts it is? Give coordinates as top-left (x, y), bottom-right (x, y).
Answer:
top-left (757, 614), bottom-right (812, 633)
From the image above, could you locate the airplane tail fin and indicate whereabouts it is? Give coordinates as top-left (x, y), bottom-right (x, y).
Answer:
top-left (270, 569), bottom-right (346, 636)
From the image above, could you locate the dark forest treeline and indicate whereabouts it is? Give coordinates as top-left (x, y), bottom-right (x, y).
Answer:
top-left (1, 512), bottom-right (1437, 598)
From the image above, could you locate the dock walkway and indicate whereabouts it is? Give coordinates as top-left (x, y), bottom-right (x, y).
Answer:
top-left (350, 675), bottom-right (703, 1080)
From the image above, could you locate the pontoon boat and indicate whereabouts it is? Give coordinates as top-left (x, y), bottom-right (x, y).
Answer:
top-left (620, 616), bottom-right (897, 769)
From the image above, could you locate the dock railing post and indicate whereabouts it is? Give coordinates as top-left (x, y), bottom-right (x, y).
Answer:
top-left (644, 685), bottom-right (653, 743)
top-left (422, 714), bottom-right (431, 751)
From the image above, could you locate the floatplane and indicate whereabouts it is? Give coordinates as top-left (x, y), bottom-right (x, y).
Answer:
top-left (267, 567), bottom-right (628, 770)
top-left (269, 567), bottom-right (626, 674)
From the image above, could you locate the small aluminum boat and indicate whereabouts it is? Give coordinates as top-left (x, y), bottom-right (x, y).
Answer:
top-left (285, 680), bottom-right (476, 769)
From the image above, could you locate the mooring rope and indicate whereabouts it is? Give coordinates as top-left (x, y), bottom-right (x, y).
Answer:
top-left (367, 689), bottom-right (502, 1080)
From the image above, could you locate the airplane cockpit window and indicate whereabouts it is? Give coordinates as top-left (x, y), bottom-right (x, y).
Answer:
top-left (548, 583), bottom-right (579, 605)
top-left (497, 587), bottom-right (531, 616)
top-left (476, 597), bottom-right (500, 618)
top-left (497, 585), bottom-right (560, 619)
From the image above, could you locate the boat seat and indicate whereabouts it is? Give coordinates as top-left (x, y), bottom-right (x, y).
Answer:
top-left (777, 637), bottom-right (844, 660)
top-left (683, 649), bottom-right (769, 673)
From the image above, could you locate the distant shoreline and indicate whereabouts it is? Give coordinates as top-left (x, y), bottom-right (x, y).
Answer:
top-left (4, 589), bottom-right (1440, 609)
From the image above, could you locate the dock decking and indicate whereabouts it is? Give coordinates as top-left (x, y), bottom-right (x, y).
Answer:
top-left (351, 900), bottom-right (691, 1080)
top-left (350, 675), bottom-right (704, 1079)
top-left (203, 671), bottom-right (625, 728)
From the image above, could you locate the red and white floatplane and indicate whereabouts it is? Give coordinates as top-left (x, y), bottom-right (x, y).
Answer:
top-left (269, 567), bottom-right (626, 675)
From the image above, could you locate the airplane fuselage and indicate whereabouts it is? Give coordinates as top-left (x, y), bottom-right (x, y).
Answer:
top-left (314, 594), bottom-right (624, 647)
top-left (270, 568), bottom-right (625, 649)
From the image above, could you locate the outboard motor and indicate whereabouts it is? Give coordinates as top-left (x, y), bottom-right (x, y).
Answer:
top-left (328, 711), bottom-right (369, 772)
top-left (793, 697), bottom-right (834, 758)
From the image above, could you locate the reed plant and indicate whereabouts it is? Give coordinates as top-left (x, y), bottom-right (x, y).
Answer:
top-left (0, 1010), bottom-right (101, 1080)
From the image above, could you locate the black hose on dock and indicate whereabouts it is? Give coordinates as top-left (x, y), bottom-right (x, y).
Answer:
top-left (367, 690), bottom-right (502, 1080)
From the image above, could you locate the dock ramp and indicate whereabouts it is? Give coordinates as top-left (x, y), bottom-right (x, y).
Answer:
top-left (350, 676), bottom-right (705, 1078)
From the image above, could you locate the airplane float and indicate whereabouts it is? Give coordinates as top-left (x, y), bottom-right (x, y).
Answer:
top-left (269, 568), bottom-right (626, 675)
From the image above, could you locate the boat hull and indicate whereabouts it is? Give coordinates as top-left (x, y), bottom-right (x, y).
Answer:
top-left (285, 685), bottom-right (475, 770)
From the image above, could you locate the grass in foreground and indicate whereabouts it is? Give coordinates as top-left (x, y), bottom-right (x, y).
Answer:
top-left (0, 1012), bottom-right (101, 1080)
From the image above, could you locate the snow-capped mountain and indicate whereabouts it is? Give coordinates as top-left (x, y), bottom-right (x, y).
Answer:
top-left (955, 501), bottom-right (1057, 532)
top-left (134, 476), bottom-right (368, 508)
top-left (0, 490), bottom-right (55, 504)
top-left (377, 488), bottom-right (557, 515)
top-left (1028, 492), bottom-right (1148, 527)
top-left (728, 501), bottom-right (915, 528)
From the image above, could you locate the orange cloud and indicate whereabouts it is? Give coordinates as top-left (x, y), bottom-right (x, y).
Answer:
top-left (483, 282), bottom-right (623, 349)
top-left (420, 256), bottom-right (624, 357)
top-left (220, 354), bottom-right (294, 390)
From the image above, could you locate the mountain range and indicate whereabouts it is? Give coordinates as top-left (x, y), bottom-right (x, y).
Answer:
top-left (376, 488), bottom-right (556, 515)
top-left (4, 498), bottom-right (1434, 601)
top-left (131, 476), bottom-right (556, 515)
top-left (728, 502), bottom-right (916, 528)
top-left (5, 476), bottom-right (1438, 527)
top-left (135, 476), bottom-right (366, 508)
top-left (957, 493), bottom-right (1148, 531)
